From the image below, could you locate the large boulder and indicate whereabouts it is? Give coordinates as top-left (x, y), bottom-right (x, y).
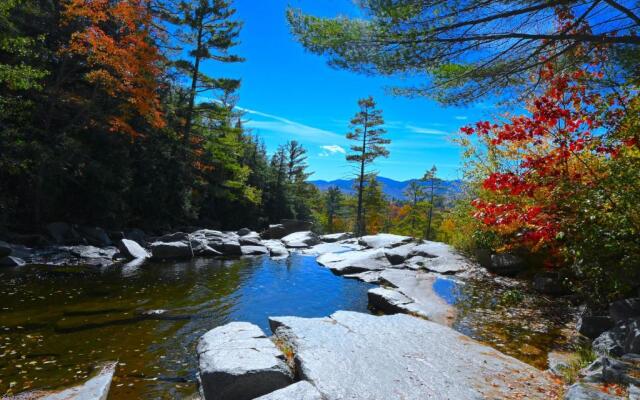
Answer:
top-left (197, 322), bottom-right (293, 400)
top-left (150, 241), bottom-right (193, 260)
top-left (384, 243), bottom-right (416, 265)
top-left (609, 298), bottom-right (640, 323)
top-left (254, 381), bottom-right (323, 400)
top-left (0, 240), bottom-right (12, 257)
top-left (211, 238), bottom-right (242, 256)
top-left (118, 239), bottom-right (149, 260)
top-left (269, 311), bottom-right (559, 400)
top-left (487, 253), bottom-right (526, 276)
top-left (406, 241), bottom-right (471, 274)
top-left (358, 233), bottom-right (413, 249)
top-left (156, 232), bottom-right (190, 243)
top-left (46, 222), bottom-right (81, 245)
top-left (261, 224), bottom-right (287, 240)
top-left (124, 229), bottom-right (147, 245)
top-left (238, 233), bottom-right (262, 247)
top-left (281, 231), bottom-right (320, 248)
top-left (316, 248), bottom-right (392, 275)
top-left (261, 220), bottom-right (313, 240)
top-left (241, 246), bottom-right (269, 256)
top-left (368, 287), bottom-right (415, 315)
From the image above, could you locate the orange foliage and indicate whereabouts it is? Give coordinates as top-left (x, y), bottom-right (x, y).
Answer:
top-left (63, 0), bottom-right (165, 136)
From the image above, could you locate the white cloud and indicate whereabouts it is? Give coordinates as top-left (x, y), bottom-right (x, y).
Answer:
top-left (455, 116), bottom-right (468, 120)
top-left (319, 144), bottom-right (346, 157)
top-left (405, 125), bottom-right (449, 135)
top-left (236, 105), bottom-right (344, 143)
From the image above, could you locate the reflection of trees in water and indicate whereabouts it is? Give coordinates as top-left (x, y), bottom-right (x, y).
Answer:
top-left (450, 277), bottom-right (575, 369)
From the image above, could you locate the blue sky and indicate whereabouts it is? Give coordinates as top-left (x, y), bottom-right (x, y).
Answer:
top-left (205, 0), bottom-right (494, 181)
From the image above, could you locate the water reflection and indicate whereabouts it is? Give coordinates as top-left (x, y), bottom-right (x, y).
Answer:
top-left (0, 254), bottom-right (373, 398)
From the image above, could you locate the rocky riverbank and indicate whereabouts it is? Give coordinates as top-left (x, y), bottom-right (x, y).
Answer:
top-left (4, 223), bottom-right (639, 399)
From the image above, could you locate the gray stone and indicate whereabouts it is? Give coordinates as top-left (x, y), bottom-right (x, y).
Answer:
top-left (302, 242), bottom-right (361, 255)
top-left (564, 382), bottom-right (623, 399)
top-left (547, 351), bottom-right (573, 376)
top-left (241, 245), bottom-right (269, 256)
top-left (609, 298), bottom-right (640, 323)
top-left (118, 239), bottom-right (149, 260)
top-left (197, 322), bottom-right (293, 400)
top-left (358, 233), bottom-right (413, 249)
top-left (237, 228), bottom-right (252, 236)
top-left (0, 256), bottom-right (25, 267)
top-left (593, 329), bottom-right (625, 357)
top-left (384, 243), bottom-right (415, 265)
top-left (488, 253), bottom-right (526, 276)
top-left (342, 270), bottom-right (383, 284)
top-left (320, 232), bottom-right (352, 242)
top-left (253, 381), bottom-right (322, 400)
top-left (578, 315), bottom-right (615, 339)
top-left (316, 248), bottom-right (392, 275)
top-left (368, 287), bottom-right (414, 314)
top-left (268, 311), bottom-right (558, 400)
top-left (0, 240), bottom-right (11, 257)
top-left (77, 226), bottom-right (112, 247)
top-left (13, 361), bottom-right (117, 400)
top-left (239, 235), bottom-right (262, 246)
top-left (379, 269), bottom-right (457, 325)
top-left (407, 241), bottom-right (471, 274)
top-left (211, 239), bottom-right (242, 256)
top-left (150, 241), bottom-right (193, 260)
top-left (124, 229), bottom-right (147, 245)
top-left (630, 384), bottom-right (640, 400)
top-left (281, 231), bottom-right (320, 248)
top-left (262, 240), bottom-right (289, 258)
top-left (624, 319), bottom-right (640, 354)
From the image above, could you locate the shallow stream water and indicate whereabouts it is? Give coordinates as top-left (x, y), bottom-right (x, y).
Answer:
top-left (0, 253), bottom-right (574, 398)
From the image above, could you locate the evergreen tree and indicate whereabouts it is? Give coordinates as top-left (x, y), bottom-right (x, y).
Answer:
top-left (423, 166), bottom-right (440, 240)
top-left (403, 182), bottom-right (427, 233)
top-left (325, 186), bottom-right (342, 233)
top-left (346, 97), bottom-right (390, 236)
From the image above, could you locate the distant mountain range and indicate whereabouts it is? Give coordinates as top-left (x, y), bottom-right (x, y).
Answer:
top-left (310, 177), bottom-right (466, 201)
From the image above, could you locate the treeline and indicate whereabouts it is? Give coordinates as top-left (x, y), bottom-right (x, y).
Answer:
top-left (0, 0), bottom-right (318, 232)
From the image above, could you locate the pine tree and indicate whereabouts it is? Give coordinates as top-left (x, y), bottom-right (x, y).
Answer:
top-left (403, 181), bottom-right (426, 233)
top-left (325, 186), bottom-right (342, 233)
top-left (175, 0), bottom-right (243, 159)
top-left (346, 96), bottom-right (390, 236)
top-left (422, 165), bottom-right (440, 240)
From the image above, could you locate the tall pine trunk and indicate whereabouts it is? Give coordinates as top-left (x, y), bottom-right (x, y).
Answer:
top-left (355, 113), bottom-right (368, 236)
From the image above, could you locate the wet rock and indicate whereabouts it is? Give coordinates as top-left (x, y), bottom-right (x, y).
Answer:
top-left (609, 298), bottom-right (640, 323)
top-left (0, 256), bottom-right (26, 267)
top-left (241, 246), bottom-right (269, 256)
top-left (253, 381), bottom-right (322, 400)
top-left (0, 240), bottom-right (11, 257)
top-left (14, 361), bottom-right (117, 400)
top-left (150, 241), bottom-right (193, 260)
top-left (379, 269), bottom-right (456, 325)
top-left (358, 233), bottom-right (413, 249)
top-left (488, 253), bottom-right (526, 276)
top-left (269, 311), bottom-right (559, 400)
top-left (197, 322), bottom-right (293, 400)
top-left (564, 382), bottom-right (623, 399)
top-left (316, 248), bottom-right (391, 275)
top-left (118, 239), bottom-right (149, 260)
top-left (77, 226), bottom-right (112, 247)
top-left (262, 240), bottom-right (289, 258)
top-left (578, 315), bottom-right (615, 339)
top-left (320, 232), bottom-right (352, 243)
top-left (237, 228), bottom-right (252, 236)
top-left (281, 231), bottom-right (320, 248)
top-left (533, 272), bottom-right (568, 296)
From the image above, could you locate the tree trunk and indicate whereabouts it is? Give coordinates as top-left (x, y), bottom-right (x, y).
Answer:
top-left (183, 18), bottom-right (204, 160)
top-left (426, 180), bottom-right (435, 240)
top-left (355, 113), bottom-right (368, 236)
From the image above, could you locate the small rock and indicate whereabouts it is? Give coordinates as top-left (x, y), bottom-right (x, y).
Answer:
top-left (320, 232), bottom-right (352, 243)
top-left (197, 322), bottom-right (293, 400)
top-left (241, 246), bottom-right (269, 256)
top-left (237, 228), bottom-right (252, 236)
top-left (0, 256), bottom-right (26, 267)
top-left (316, 248), bottom-right (391, 275)
top-left (261, 224), bottom-right (287, 240)
top-left (547, 351), bottom-right (573, 376)
top-left (239, 235), bottom-right (262, 246)
top-left (564, 382), bottom-right (623, 399)
top-left (593, 329), bottom-right (625, 357)
top-left (253, 381), bottom-right (323, 400)
top-left (262, 240), bottom-right (289, 258)
top-left (384, 243), bottom-right (415, 265)
top-left (211, 239), bottom-right (242, 256)
top-left (368, 287), bottom-right (413, 315)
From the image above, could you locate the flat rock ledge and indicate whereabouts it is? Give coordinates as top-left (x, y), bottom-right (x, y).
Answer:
top-left (269, 311), bottom-right (560, 400)
top-left (9, 361), bottom-right (116, 400)
top-left (253, 381), bottom-right (323, 400)
top-left (197, 322), bottom-right (293, 400)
